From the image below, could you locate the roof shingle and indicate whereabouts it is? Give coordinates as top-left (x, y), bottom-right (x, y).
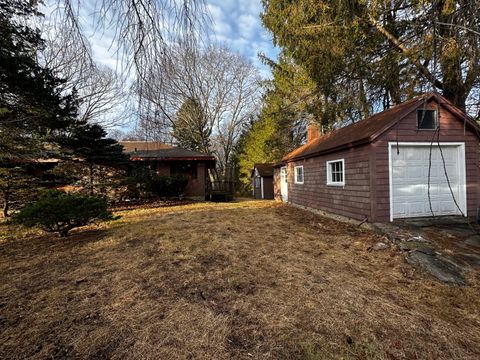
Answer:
top-left (120, 141), bottom-right (215, 161)
top-left (283, 93), bottom-right (478, 161)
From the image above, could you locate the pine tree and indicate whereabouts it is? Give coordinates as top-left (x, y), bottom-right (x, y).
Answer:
top-left (0, 0), bottom-right (78, 162)
top-left (64, 123), bottom-right (129, 195)
top-left (172, 98), bottom-right (211, 153)
top-left (0, 166), bottom-right (38, 217)
top-left (261, 0), bottom-right (480, 116)
top-left (0, 0), bottom-right (79, 214)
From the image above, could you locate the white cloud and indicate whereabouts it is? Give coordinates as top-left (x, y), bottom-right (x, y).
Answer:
top-left (207, 3), bottom-right (232, 35)
top-left (205, 0), bottom-right (279, 77)
top-left (43, 0), bottom-right (278, 78)
top-left (237, 14), bottom-right (258, 39)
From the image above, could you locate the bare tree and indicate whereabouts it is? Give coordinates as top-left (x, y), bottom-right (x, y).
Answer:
top-left (39, 28), bottom-right (132, 128)
top-left (45, 0), bottom-right (209, 88)
top-left (139, 45), bottom-right (263, 178)
top-left (76, 66), bottom-right (131, 128)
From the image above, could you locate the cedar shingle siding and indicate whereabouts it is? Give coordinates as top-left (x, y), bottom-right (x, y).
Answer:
top-left (287, 145), bottom-right (372, 221)
top-left (276, 94), bottom-right (480, 222)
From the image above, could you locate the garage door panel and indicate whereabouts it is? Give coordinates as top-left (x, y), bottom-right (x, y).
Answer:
top-left (391, 144), bottom-right (465, 219)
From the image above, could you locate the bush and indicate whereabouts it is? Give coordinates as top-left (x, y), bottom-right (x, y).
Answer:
top-left (149, 175), bottom-right (188, 198)
top-left (121, 166), bottom-right (157, 200)
top-left (120, 167), bottom-right (189, 200)
top-left (12, 190), bottom-right (115, 237)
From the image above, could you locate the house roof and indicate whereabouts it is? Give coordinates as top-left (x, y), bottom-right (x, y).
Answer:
top-left (282, 92), bottom-right (480, 162)
top-left (120, 141), bottom-right (173, 153)
top-left (252, 163), bottom-right (274, 177)
top-left (120, 141), bottom-right (215, 161)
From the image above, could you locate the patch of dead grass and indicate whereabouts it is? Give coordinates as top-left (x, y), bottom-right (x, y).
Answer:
top-left (1, 200), bottom-right (479, 359)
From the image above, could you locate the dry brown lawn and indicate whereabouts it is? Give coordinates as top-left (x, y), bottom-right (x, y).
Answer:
top-left (1, 200), bottom-right (479, 359)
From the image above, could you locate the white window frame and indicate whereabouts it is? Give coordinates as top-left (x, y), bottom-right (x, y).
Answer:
top-left (326, 159), bottom-right (345, 186)
top-left (294, 165), bottom-right (304, 184)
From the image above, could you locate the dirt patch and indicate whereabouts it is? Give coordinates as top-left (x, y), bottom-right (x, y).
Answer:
top-left (1, 201), bottom-right (479, 359)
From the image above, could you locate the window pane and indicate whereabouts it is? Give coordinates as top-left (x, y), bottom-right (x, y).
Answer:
top-left (296, 167), bottom-right (303, 182)
top-left (417, 110), bottom-right (436, 129)
top-left (329, 161), bottom-right (344, 184)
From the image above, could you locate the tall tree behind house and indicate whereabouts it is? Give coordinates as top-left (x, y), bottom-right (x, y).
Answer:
top-left (261, 0), bottom-right (480, 122)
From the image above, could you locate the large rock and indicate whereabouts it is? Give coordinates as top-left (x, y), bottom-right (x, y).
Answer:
top-left (406, 250), bottom-right (466, 285)
top-left (399, 241), bottom-right (435, 254)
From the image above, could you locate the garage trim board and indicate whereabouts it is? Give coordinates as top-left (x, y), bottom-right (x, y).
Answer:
top-left (388, 142), bottom-right (467, 221)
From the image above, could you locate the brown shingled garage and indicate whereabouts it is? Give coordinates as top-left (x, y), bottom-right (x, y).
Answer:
top-left (274, 93), bottom-right (480, 223)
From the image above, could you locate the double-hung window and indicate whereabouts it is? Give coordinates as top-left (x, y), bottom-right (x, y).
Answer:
top-left (326, 159), bottom-right (345, 186)
top-left (294, 165), bottom-right (304, 184)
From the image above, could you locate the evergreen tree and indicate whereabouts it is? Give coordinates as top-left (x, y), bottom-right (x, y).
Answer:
top-left (261, 0), bottom-right (480, 117)
top-left (0, 0), bottom-right (79, 214)
top-left (172, 98), bottom-right (211, 153)
top-left (0, 0), bottom-right (78, 161)
top-left (64, 123), bottom-right (129, 195)
top-left (0, 166), bottom-right (38, 217)
top-left (235, 54), bottom-right (320, 192)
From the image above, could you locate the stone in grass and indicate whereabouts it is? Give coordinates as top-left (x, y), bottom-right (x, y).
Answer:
top-left (372, 242), bottom-right (388, 251)
top-left (399, 241), bottom-right (435, 253)
top-left (411, 235), bottom-right (427, 242)
top-left (406, 250), bottom-right (466, 285)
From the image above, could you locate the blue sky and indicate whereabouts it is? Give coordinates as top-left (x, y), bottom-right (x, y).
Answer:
top-left (57, 0), bottom-right (279, 78)
top-left (205, 0), bottom-right (279, 76)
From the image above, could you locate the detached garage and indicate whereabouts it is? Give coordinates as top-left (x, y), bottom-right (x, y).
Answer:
top-left (274, 93), bottom-right (480, 222)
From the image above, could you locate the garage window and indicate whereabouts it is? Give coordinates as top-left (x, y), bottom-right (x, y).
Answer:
top-left (294, 166), bottom-right (304, 184)
top-left (327, 159), bottom-right (345, 186)
top-left (417, 109), bottom-right (437, 130)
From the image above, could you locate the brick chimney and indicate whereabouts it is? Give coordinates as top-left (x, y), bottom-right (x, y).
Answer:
top-left (307, 122), bottom-right (320, 143)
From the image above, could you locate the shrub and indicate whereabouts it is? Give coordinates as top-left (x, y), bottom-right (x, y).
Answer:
top-left (121, 166), bottom-right (157, 200)
top-left (12, 190), bottom-right (114, 237)
top-left (149, 175), bottom-right (189, 198)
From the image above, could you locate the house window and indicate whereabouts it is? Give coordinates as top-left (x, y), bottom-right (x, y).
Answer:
top-left (294, 165), bottom-right (304, 184)
top-left (326, 159), bottom-right (345, 186)
top-left (417, 109), bottom-right (437, 130)
top-left (170, 162), bottom-right (197, 179)
top-left (254, 177), bottom-right (260, 188)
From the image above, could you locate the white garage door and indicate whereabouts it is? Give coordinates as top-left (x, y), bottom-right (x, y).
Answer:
top-left (390, 143), bottom-right (466, 219)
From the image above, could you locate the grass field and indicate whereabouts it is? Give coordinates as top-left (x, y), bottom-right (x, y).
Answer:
top-left (1, 200), bottom-right (479, 359)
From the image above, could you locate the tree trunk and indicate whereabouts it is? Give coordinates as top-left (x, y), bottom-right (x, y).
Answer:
top-left (434, 0), bottom-right (468, 111)
top-left (359, 80), bottom-right (370, 118)
top-left (89, 163), bottom-right (94, 196)
top-left (3, 200), bottom-right (9, 218)
top-left (2, 189), bottom-right (10, 218)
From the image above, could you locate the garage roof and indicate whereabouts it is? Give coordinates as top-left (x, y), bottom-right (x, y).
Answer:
top-left (282, 93), bottom-right (479, 162)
